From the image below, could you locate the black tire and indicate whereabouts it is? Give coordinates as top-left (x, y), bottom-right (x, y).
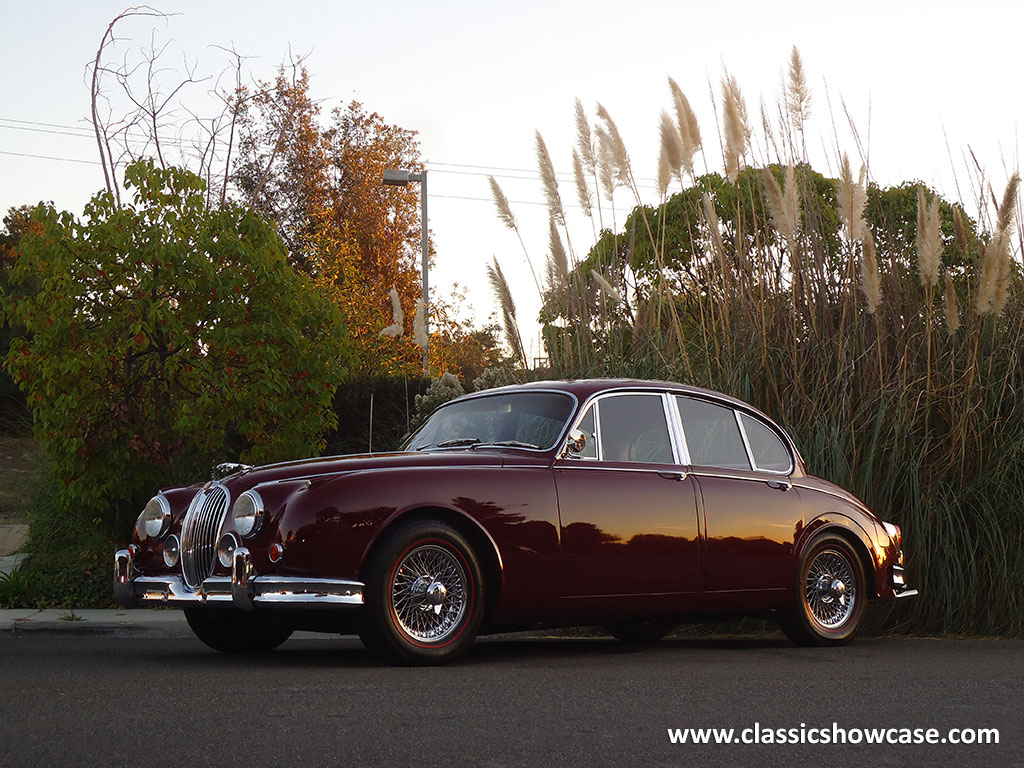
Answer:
top-left (606, 619), bottom-right (673, 644)
top-left (778, 533), bottom-right (867, 646)
top-left (184, 606), bottom-right (294, 653)
top-left (359, 518), bottom-right (485, 666)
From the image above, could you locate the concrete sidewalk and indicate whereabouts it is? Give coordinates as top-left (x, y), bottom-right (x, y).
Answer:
top-left (0, 608), bottom-right (190, 635)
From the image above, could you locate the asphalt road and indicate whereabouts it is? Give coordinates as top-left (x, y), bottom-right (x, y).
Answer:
top-left (0, 630), bottom-right (1020, 768)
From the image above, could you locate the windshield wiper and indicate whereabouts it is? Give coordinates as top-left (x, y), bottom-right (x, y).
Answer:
top-left (432, 437), bottom-right (482, 449)
top-left (484, 440), bottom-right (541, 449)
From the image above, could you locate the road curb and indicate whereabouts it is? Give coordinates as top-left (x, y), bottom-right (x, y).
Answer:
top-left (0, 609), bottom-right (191, 636)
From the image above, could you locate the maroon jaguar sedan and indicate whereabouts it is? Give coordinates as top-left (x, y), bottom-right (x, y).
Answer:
top-left (115, 379), bottom-right (917, 664)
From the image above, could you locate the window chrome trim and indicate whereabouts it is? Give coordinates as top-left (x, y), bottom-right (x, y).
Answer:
top-left (735, 410), bottom-right (795, 476)
top-left (733, 409), bottom-right (756, 472)
top-left (690, 469), bottom-right (789, 486)
top-left (563, 390), bottom-right (677, 465)
top-left (401, 387), bottom-right (580, 454)
top-left (665, 393), bottom-right (692, 466)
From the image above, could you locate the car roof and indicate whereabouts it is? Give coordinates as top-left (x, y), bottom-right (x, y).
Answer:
top-left (464, 378), bottom-right (761, 413)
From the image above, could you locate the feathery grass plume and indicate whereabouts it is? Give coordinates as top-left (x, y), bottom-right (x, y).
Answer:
top-left (952, 205), bottom-right (968, 251)
top-left (668, 76), bottom-right (701, 177)
top-left (574, 97), bottom-right (596, 175)
top-left (591, 269), bottom-right (622, 303)
top-left (572, 149), bottom-right (592, 217)
top-left (836, 153), bottom-right (867, 241)
top-left (702, 192), bottom-right (726, 265)
top-left (975, 173), bottom-right (1019, 314)
top-left (486, 256), bottom-right (526, 367)
top-left (595, 125), bottom-right (616, 201)
top-left (657, 141), bottom-right (673, 199)
top-left (488, 175), bottom-right (517, 231)
top-left (659, 110), bottom-right (684, 185)
top-left (722, 74), bottom-right (749, 182)
top-left (535, 131), bottom-right (565, 225)
top-left (762, 168), bottom-right (792, 249)
top-left (859, 229), bottom-right (882, 314)
top-left (786, 46), bottom-right (812, 133)
top-left (380, 286), bottom-right (404, 337)
top-left (916, 188), bottom-right (943, 289)
top-left (412, 299), bottom-right (427, 349)
top-left (547, 218), bottom-right (569, 288)
top-left (782, 165), bottom-right (801, 237)
top-left (944, 273), bottom-right (961, 333)
top-left (595, 103), bottom-right (631, 187)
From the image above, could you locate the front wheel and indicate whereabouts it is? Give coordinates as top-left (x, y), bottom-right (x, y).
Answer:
top-left (359, 519), bottom-right (485, 666)
top-left (184, 606), bottom-right (294, 653)
top-left (778, 534), bottom-right (867, 646)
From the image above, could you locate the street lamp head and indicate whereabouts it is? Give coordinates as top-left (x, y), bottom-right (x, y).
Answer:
top-left (382, 168), bottom-right (410, 186)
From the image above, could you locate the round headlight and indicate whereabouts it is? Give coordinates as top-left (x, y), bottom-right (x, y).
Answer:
top-left (141, 495), bottom-right (171, 540)
top-left (232, 490), bottom-right (264, 538)
top-left (217, 533), bottom-right (238, 568)
top-left (163, 534), bottom-right (180, 567)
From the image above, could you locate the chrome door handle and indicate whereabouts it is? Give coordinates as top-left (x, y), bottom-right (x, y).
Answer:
top-left (658, 470), bottom-right (686, 481)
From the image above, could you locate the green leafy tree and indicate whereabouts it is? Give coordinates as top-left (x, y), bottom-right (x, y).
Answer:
top-left (2, 160), bottom-right (349, 533)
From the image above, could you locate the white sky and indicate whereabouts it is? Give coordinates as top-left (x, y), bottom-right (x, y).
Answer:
top-left (3, 0), bottom-right (1022, 363)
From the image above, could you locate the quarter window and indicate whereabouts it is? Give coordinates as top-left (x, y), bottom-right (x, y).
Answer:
top-left (574, 405), bottom-right (598, 459)
top-left (739, 413), bottom-right (792, 473)
top-left (598, 394), bottom-right (674, 464)
top-left (675, 397), bottom-right (751, 470)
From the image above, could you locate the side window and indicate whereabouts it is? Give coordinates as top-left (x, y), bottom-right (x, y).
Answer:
top-left (739, 413), bottom-right (792, 473)
top-left (676, 397), bottom-right (751, 470)
top-left (598, 394), bottom-right (674, 464)
top-left (574, 405), bottom-right (598, 459)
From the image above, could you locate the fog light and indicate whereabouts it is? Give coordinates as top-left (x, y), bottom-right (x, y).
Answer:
top-left (163, 534), bottom-right (180, 567)
top-left (217, 533), bottom-right (239, 568)
top-left (269, 542), bottom-right (284, 563)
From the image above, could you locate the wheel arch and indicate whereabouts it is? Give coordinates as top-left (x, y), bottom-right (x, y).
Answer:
top-left (799, 514), bottom-right (879, 599)
top-left (362, 505), bottom-right (505, 622)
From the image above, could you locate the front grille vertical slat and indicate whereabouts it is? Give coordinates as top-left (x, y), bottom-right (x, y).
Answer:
top-left (180, 484), bottom-right (230, 589)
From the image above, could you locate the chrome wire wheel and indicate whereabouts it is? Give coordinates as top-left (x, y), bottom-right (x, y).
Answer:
top-left (390, 543), bottom-right (468, 645)
top-left (804, 548), bottom-right (857, 630)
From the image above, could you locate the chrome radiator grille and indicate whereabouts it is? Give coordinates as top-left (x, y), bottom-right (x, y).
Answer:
top-left (180, 484), bottom-right (230, 589)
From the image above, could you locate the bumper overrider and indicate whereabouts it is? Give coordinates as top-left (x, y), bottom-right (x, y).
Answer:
top-left (114, 547), bottom-right (364, 611)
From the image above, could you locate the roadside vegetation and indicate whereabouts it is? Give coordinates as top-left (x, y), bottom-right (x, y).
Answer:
top-left (484, 49), bottom-right (1024, 636)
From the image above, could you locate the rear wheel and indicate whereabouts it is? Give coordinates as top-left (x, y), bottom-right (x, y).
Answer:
top-left (778, 534), bottom-right (867, 646)
top-left (359, 519), bottom-right (485, 666)
top-left (184, 606), bottom-right (294, 653)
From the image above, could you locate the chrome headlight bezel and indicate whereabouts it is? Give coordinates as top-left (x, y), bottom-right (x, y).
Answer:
top-left (141, 495), bottom-right (172, 540)
top-left (232, 490), bottom-right (265, 539)
top-left (217, 533), bottom-right (239, 568)
top-left (163, 533), bottom-right (181, 567)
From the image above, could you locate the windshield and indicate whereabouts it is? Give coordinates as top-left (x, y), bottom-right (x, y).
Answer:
top-left (404, 391), bottom-right (575, 452)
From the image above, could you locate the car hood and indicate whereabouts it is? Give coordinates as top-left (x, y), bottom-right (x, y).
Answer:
top-left (177, 448), bottom-right (549, 496)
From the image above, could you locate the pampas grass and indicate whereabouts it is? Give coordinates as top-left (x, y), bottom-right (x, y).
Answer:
top-left (917, 188), bottom-right (942, 289)
top-left (412, 299), bottom-right (427, 349)
top-left (860, 229), bottom-right (882, 314)
top-left (944, 273), bottom-right (961, 333)
top-left (722, 75), bottom-right (749, 182)
top-left (486, 256), bottom-right (527, 367)
top-left (668, 76), bottom-right (701, 177)
top-left (380, 286), bottom-right (404, 337)
top-left (535, 131), bottom-right (565, 225)
top-left (786, 47), bottom-right (811, 135)
top-left (836, 153), bottom-right (867, 241)
top-left (572, 149), bottom-right (593, 218)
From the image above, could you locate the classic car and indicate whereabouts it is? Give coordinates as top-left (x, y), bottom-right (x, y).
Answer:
top-left (114, 379), bottom-right (917, 664)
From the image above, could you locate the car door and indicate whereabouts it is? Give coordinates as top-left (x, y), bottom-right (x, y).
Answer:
top-left (553, 392), bottom-right (701, 612)
top-left (675, 395), bottom-right (801, 597)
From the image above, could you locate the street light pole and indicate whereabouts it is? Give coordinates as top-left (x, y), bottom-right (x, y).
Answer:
top-left (382, 168), bottom-right (429, 376)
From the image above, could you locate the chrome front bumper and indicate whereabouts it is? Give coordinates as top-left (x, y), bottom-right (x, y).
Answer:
top-left (891, 562), bottom-right (919, 599)
top-left (114, 547), bottom-right (364, 612)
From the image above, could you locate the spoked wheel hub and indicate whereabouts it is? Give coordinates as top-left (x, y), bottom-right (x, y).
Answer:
top-left (391, 543), bottom-right (468, 644)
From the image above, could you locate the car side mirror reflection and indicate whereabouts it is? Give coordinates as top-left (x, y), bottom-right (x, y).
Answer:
top-left (566, 429), bottom-right (587, 455)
